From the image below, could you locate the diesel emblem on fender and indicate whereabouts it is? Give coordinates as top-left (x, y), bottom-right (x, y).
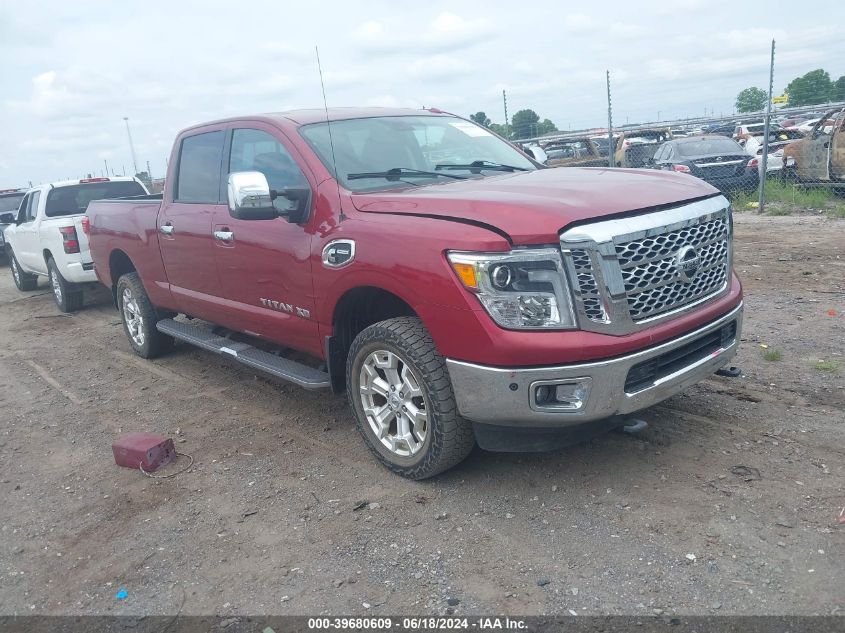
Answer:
top-left (322, 239), bottom-right (356, 268)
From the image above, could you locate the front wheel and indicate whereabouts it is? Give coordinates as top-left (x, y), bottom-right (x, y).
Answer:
top-left (10, 252), bottom-right (38, 291)
top-left (346, 317), bottom-right (475, 479)
top-left (116, 272), bottom-right (174, 358)
top-left (48, 258), bottom-right (83, 312)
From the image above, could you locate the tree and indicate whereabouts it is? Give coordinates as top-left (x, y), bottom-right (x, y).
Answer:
top-left (735, 87), bottom-right (767, 113)
top-left (489, 122), bottom-right (508, 138)
top-left (511, 109), bottom-right (540, 139)
top-left (469, 111), bottom-right (491, 127)
top-left (134, 171), bottom-right (152, 188)
top-left (832, 76), bottom-right (845, 102)
top-left (538, 118), bottom-right (558, 135)
top-left (786, 69), bottom-right (833, 106)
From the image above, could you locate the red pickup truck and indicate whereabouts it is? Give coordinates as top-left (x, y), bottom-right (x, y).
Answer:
top-left (87, 108), bottom-right (743, 478)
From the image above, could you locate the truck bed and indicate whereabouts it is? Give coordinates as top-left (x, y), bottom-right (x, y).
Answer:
top-left (86, 196), bottom-right (165, 300)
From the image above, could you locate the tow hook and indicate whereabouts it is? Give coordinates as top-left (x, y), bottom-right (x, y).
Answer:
top-left (715, 366), bottom-right (742, 378)
top-left (621, 418), bottom-right (649, 434)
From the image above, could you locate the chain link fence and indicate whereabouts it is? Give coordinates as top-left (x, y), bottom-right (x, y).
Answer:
top-left (508, 43), bottom-right (845, 220)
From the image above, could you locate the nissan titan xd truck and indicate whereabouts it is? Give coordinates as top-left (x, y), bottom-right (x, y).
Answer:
top-left (87, 108), bottom-right (743, 479)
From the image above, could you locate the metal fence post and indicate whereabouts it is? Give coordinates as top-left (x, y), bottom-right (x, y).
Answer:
top-left (758, 40), bottom-right (775, 213)
top-left (606, 70), bottom-right (614, 168)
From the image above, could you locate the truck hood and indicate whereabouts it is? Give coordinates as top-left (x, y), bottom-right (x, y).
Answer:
top-left (350, 167), bottom-right (718, 244)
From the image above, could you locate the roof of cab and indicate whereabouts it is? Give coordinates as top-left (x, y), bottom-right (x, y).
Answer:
top-left (179, 107), bottom-right (452, 134)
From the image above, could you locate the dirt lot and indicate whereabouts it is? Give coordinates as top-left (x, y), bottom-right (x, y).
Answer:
top-left (0, 213), bottom-right (843, 617)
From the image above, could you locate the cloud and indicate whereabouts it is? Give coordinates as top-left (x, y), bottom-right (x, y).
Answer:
top-left (408, 55), bottom-right (473, 80)
top-left (353, 11), bottom-right (495, 53)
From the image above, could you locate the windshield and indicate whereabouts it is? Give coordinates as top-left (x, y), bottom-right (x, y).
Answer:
top-left (45, 181), bottom-right (146, 217)
top-left (677, 138), bottom-right (742, 157)
top-left (0, 193), bottom-right (25, 214)
top-left (300, 115), bottom-right (536, 192)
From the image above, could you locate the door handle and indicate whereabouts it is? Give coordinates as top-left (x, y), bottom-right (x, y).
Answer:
top-left (213, 230), bottom-right (234, 242)
top-left (160, 224), bottom-right (174, 236)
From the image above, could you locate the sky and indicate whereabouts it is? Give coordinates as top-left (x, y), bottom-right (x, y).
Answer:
top-left (1, 1), bottom-right (844, 186)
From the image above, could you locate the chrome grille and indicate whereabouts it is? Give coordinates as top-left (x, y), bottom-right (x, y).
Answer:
top-left (560, 197), bottom-right (732, 335)
top-left (570, 249), bottom-right (607, 322)
top-left (616, 217), bottom-right (729, 320)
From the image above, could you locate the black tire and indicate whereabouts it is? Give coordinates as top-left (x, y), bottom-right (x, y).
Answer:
top-left (116, 272), bottom-right (174, 358)
top-left (10, 252), bottom-right (38, 291)
top-left (47, 257), bottom-right (83, 312)
top-left (346, 316), bottom-right (475, 479)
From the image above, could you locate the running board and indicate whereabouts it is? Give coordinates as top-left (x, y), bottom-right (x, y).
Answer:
top-left (156, 319), bottom-right (330, 390)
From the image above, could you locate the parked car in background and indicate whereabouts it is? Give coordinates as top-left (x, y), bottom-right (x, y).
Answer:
top-left (782, 108), bottom-right (845, 184)
top-left (733, 123), bottom-right (781, 139)
top-left (649, 135), bottom-right (759, 194)
top-left (614, 128), bottom-right (673, 167)
top-left (5, 177), bottom-right (149, 311)
top-left (589, 134), bottom-right (617, 157)
top-left (0, 188), bottom-right (27, 264)
top-left (737, 128), bottom-right (805, 175)
top-left (521, 143), bottom-right (548, 165)
top-left (543, 137), bottom-right (606, 167)
top-left (86, 108), bottom-right (743, 478)
top-left (706, 123), bottom-right (738, 138)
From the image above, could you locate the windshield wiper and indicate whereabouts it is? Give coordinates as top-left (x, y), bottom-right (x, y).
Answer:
top-left (435, 160), bottom-right (529, 173)
top-left (347, 167), bottom-right (467, 181)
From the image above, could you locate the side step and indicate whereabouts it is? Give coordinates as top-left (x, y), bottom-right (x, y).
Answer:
top-left (156, 319), bottom-right (330, 390)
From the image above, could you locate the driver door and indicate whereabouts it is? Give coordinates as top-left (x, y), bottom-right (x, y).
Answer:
top-left (211, 125), bottom-right (321, 357)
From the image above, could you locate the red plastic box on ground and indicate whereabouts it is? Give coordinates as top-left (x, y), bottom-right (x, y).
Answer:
top-left (112, 433), bottom-right (175, 472)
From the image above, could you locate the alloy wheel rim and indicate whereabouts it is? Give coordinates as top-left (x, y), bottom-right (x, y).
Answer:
top-left (358, 349), bottom-right (428, 457)
top-left (121, 287), bottom-right (145, 346)
top-left (51, 268), bottom-right (62, 303)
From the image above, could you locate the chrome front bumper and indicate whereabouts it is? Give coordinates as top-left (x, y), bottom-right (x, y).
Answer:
top-left (446, 303), bottom-right (742, 428)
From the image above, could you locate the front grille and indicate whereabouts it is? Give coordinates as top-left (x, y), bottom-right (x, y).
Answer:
top-left (570, 249), bottom-right (607, 322)
top-left (616, 217), bottom-right (729, 320)
top-left (561, 198), bottom-right (732, 335)
top-left (624, 320), bottom-right (737, 393)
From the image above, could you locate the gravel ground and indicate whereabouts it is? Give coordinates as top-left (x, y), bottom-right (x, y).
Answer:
top-left (0, 212), bottom-right (842, 617)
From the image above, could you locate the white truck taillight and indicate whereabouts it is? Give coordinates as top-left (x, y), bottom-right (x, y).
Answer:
top-left (60, 226), bottom-right (80, 254)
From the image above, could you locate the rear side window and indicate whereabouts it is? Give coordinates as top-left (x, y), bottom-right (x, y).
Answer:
top-left (45, 181), bottom-right (145, 217)
top-left (176, 131), bottom-right (225, 203)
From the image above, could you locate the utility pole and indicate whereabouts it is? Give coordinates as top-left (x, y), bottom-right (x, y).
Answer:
top-left (502, 89), bottom-right (510, 139)
top-left (146, 160), bottom-right (152, 183)
top-left (606, 70), bottom-right (614, 168)
top-left (104, 159), bottom-right (109, 177)
top-left (758, 39), bottom-right (776, 214)
top-left (123, 117), bottom-right (139, 177)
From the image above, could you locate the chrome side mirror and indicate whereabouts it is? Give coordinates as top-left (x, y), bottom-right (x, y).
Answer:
top-left (227, 171), bottom-right (277, 221)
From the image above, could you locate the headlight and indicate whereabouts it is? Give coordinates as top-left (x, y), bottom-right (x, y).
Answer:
top-left (447, 248), bottom-right (576, 329)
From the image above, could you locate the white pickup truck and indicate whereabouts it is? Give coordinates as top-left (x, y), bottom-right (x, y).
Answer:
top-left (5, 177), bottom-right (148, 311)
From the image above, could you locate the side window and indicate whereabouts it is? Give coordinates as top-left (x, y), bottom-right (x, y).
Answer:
top-left (175, 131), bottom-right (225, 203)
top-left (16, 194), bottom-right (30, 224)
top-left (229, 128), bottom-right (308, 213)
top-left (26, 191), bottom-right (40, 221)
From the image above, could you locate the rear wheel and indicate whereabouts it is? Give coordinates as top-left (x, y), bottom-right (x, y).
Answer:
top-left (346, 317), bottom-right (475, 479)
top-left (48, 258), bottom-right (83, 312)
top-left (10, 253), bottom-right (38, 291)
top-left (116, 272), bottom-right (174, 358)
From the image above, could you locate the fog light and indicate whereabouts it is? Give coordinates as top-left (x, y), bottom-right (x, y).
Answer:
top-left (531, 378), bottom-right (592, 411)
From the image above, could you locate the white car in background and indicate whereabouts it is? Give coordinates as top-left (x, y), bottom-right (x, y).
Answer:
top-left (5, 177), bottom-right (148, 311)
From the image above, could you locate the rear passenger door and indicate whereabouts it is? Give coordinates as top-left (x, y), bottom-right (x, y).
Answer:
top-left (158, 129), bottom-right (226, 317)
top-left (211, 125), bottom-right (321, 356)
